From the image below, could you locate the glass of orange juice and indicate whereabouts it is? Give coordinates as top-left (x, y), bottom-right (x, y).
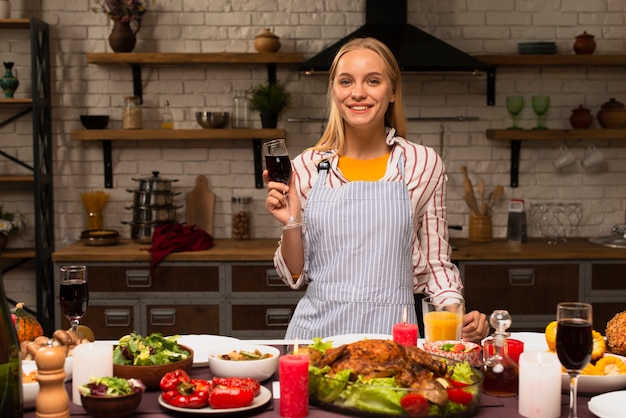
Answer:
top-left (422, 296), bottom-right (464, 341)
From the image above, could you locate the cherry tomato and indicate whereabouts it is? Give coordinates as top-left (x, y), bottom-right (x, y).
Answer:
top-left (447, 388), bottom-right (473, 405)
top-left (400, 393), bottom-right (429, 417)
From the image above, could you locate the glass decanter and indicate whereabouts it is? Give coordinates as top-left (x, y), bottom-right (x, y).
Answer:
top-left (482, 310), bottom-right (519, 397)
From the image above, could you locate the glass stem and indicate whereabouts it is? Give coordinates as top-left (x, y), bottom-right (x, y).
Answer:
top-left (70, 319), bottom-right (79, 333)
top-left (568, 372), bottom-right (579, 418)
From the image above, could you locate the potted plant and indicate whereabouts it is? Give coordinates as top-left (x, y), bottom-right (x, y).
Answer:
top-left (248, 82), bottom-right (290, 128)
top-left (0, 205), bottom-right (25, 249)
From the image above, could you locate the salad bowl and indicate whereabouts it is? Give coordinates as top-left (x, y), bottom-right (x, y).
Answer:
top-left (80, 390), bottom-right (143, 418)
top-left (208, 343), bottom-right (279, 381)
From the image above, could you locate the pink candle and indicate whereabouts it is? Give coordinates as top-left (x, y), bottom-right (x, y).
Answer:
top-left (279, 352), bottom-right (309, 418)
top-left (393, 306), bottom-right (418, 346)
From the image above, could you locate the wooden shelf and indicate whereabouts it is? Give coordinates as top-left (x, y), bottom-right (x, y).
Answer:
top-left (86, 52), bottom-right (304, 65)
top-left (0, 18), bottom-right (31, 30)
top-left (0, 98), bottom-right (32, 105)
top-left (0, 248), bottom-right (35, 259)
top-left (474, 54), bottom-right (626, 66)
top-left (0, 175), bottom-right (34, 182)
top-left (487, 129), bottom-right (626, 141)
top-left (70, 128), bottom-right (286, 141)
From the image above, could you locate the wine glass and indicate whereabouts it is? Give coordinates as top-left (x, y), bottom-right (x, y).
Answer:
top-left (556, 302), bottom-right (593, 418)
top-left (532, 95), bottom-right (550, 129)
top-left (505, 96), bottom-right (524, 129)
top-left (263, 138), bottom-right (302, 229)
top-left (59, 265), bottom-right (89, 334)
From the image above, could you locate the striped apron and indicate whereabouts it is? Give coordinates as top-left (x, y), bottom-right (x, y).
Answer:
top-left (285, 158), bottom-right (416, 339)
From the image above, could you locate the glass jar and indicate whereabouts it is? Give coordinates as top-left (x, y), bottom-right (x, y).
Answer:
top-left (161, 100), bottom-right (173, 129)
top-left (123, 96), bottom-right (143, 129)
top-left (232, 90), bottom-right (250, 128)
top-left (232, 196), bottom-right (252, 240)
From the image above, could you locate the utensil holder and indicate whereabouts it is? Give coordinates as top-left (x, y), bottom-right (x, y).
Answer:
top-left (469, 215), bottom-right (493, 243)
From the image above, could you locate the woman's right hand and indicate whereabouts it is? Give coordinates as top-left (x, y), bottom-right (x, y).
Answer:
top-left (263, 170), bottom-right (300, 225)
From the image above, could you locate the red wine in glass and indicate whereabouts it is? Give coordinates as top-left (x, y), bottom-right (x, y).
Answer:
top-left (556, 319), bottom-right (593, 370)
top-left (59, 265), bottom-right (88, 333)
top-left (265, 155), bottom-right (292, 184)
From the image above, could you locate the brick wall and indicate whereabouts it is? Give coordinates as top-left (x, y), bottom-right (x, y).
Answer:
top-left (1, 0), bottom-right (626, 304)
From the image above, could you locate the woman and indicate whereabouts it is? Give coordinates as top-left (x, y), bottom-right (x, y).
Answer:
top-left (264, 37), bottom-right (489, 342)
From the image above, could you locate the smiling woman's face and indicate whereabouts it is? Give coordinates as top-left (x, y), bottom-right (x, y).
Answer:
top-left (331, 48), bottom-right (395, 131)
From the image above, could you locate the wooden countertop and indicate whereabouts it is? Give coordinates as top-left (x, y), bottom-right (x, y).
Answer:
top-left (52, 237), bottom-right (626, 263)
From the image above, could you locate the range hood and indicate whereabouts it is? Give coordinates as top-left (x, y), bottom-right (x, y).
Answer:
top-left (300, 0), bottom-right (491, 74)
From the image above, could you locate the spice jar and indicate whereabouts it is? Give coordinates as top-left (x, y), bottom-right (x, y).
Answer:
top-left (232, 197), bottom-right (252, 240)
top-left (123, 96), bottom-right (143, 129)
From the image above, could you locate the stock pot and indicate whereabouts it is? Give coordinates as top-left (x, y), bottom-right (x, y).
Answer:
top-left (128, 205), bottom-right (181, 222)
top-left (127, 190), bottom-right (180, 206)
top-left (131, 171), bottom-right (179, 192)
top-left (121, 220), bottom-right (175, 244)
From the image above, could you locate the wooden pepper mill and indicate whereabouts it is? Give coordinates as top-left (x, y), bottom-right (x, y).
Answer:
top-left (35, 345), bottom-right (70, 418)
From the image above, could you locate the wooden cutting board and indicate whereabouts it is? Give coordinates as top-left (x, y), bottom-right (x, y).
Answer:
top-left (185, 175), bottom-right (215, 236)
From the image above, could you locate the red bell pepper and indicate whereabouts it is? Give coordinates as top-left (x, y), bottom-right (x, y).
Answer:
top-left (160, 369), bottom-right (191, 392)
top-left (211, 377), bottom-right (261, 396)
top-left (208, 384), bottom-right (255, 409)
top-left (162, 378), bottom-right (211, 409)
top-left (400, 393), bottom-right (429, 417)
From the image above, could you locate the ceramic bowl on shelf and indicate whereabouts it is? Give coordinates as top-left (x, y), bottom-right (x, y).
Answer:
top-left (196, 111), bottom-right (229, 129)
top-left (80, 115), bottom-right (110, 129)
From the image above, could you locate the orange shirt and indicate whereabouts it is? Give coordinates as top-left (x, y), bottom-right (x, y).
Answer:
top-left (337, 153), bottom-right (390, 181)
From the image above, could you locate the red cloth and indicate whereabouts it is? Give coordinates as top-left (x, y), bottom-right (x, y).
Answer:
top-left (149, 223), bottom-right (214, 270)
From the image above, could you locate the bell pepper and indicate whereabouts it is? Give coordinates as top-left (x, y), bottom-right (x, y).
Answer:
top-left (162, 378), bottom-right (211, 409)
top-left (160, 369), bottom-right (191, 392)
top-left (208, 378), bottom-right (258, 409)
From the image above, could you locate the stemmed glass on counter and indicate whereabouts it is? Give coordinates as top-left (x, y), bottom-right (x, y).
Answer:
top-left (263, 138), bottom-right (302, 229)
top-left (556, 302), bottom-right (593, 418)
top-left (59, 265), bottom-right (89, 334)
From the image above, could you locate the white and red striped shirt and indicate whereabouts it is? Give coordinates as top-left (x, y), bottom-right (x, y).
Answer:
top-left (274, 128), bottom-right (463, 301)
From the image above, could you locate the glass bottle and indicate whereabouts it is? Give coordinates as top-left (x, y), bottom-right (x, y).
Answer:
top-left (232, 196), bottom-right (252, 240)
top-left (482, 310), bottom-right (519, 397)
top-left (161, 100), bottom-right (173, 129)
top-left (122, 96), bottom-right (143, 129)
top-left (0, 270), bottom-right (23, 417)
top-left (232, 90), bottom-right (250, 128)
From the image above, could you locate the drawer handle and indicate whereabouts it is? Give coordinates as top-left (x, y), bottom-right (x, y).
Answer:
top-left (265, 308), bottom-right (292, 327)
top-left (508, 268), bottom-right (535, 286)
top-left (265, 269), bottom-right (284, 287)
top-left (104, 309), bottom-right (131, 327)
top-left (126, 270), bottom-right (152, 288)
top-left (150, 308), bottom-right (176, 327)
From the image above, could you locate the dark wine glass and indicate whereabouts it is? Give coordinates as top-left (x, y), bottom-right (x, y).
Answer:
top-left (59, 265), bottom-right (89, 333)
top-left (263, 138), bottom-right (302, 229)
top-left (556, 302), bottom-right (592, 418)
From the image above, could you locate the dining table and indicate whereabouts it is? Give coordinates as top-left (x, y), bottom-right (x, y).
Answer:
top-left (23, 335), bottom-right (602, 418)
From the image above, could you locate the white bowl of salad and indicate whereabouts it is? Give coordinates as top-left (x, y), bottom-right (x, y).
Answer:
top-left (208, 344), bottom-right (279, 382)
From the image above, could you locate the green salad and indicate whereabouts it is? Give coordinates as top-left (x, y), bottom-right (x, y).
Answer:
top-left (112, 332), bottom-right (190, 366)
top-left (307, 338), bottom-right (481, 417)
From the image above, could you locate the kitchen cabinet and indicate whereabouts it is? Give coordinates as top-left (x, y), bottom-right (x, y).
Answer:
top-left (73, 52), bottom-right (303, 189)
top-left (0, 18), bottom-right (54, 334)
top-left (474, 54), bottom-right (626, 187)
top-left (585, 261), bottom-right (626, 331)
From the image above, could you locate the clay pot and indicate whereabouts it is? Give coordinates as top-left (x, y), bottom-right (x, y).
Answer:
top-left (573, 31), bottom-right (596, 55)
top-left (597, 98), bottom-right (626, 129)
top-left (254, 28), bottom-right (281, 53)
top-left (108, 17), bottom-right (140, 53)
top-left (569, 105), bottom-right (593, 129)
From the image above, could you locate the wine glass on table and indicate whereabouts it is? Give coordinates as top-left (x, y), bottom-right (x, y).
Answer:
top-left (263, 138), bottom-right (302, 229)
top-left (59, 265), bottom-right (89, 334)
top-left (556, 302), bottom-right (593, 418)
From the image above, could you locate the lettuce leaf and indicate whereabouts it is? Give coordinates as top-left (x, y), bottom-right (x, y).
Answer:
top-left (336, 376), bottom-right (405, 415)
top-left (309, 366), bottom-right (351, 402)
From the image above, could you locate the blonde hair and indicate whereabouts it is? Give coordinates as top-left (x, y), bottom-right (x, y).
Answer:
top-left (312, 37), bottom-right (407, 154)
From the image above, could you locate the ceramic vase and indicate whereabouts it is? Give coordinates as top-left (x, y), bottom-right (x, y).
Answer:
top-left (0, 62), bottom-right (19, 98)
top-left (108, 17), bottom-right (139, 53)
top-left (597, 98), bottom-right (626, 129)
top-left (254, 28), bottom-right (281, 53)
top-left (573, 31), bottom-right (596, 55)
top-left (569, 105), bottom-right (593, 129)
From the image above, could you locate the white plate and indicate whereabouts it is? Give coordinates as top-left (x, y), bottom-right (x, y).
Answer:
top-left (322, 334), bottom-right (393, 347)
top-left (508, 332), bottom-right (626, 394)
top-left (588, 391), bottom-right (626, 417)
top-left (177, 335), bottom-right (240, 367)
top-left (158, 385), bottom-right (272, 415)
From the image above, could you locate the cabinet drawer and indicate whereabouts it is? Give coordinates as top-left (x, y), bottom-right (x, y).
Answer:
top-left (590, 263), bottom-right (626, 291)
top-left (230, 303), bottom-right (297, 331)
top-left (463, 263), bottom-right (579, 317)
top-left (231, 264), bottom-right (295, 293)
top-left (143, 300), bottom-right (221, 335)
top-left (87, 265), bottom-right (220, 293)
top-left (62, 299), bottom-right (140, 341)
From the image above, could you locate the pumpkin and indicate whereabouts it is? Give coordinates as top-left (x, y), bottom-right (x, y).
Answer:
top-left (11, 302), bottom-right (44, 343)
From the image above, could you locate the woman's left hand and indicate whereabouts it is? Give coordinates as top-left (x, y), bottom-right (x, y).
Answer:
top-left (462, 310), bottom-right (490, 343)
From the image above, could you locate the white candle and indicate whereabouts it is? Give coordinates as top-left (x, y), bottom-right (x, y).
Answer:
top-left (518, 351), bottom-right (561, 418)
top-left (71, 342), bottom-right (114, 405)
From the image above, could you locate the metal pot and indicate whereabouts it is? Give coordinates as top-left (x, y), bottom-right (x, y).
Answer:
top-left (131, 171), bottom-right (179, 192)
top-left (121, 220), bottom-right (174, 244)
top-left (128, 205), bottom-right (181, 222)
top-left (127, 190), bottom-right (180, 206)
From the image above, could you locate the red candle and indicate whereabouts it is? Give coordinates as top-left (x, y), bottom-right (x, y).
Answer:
top-left (279, 350), bottom-right (309, 418)
top-left (393, 306), bottom-right (419, 346)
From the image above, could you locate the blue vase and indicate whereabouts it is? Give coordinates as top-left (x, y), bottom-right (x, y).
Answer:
top-left (0, 62), bottom-right (19, 98)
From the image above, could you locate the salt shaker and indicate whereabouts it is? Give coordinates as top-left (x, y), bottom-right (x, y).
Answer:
top-left (482, 310), bottom-right (519, 397)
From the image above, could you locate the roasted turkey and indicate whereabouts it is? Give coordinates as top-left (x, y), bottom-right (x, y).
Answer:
top-left (300, 339), bottom-right (453, 405)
